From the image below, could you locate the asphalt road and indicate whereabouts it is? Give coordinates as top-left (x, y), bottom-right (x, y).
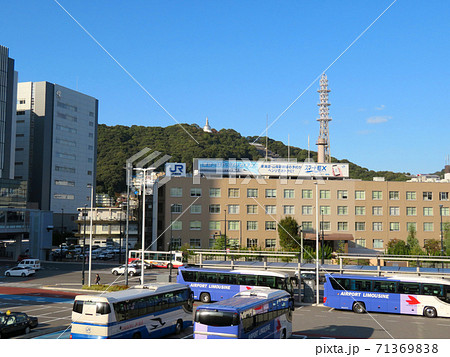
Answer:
top-left (1, 260), bottom-right (450, 339)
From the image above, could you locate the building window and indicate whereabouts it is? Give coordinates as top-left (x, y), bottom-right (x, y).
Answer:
top-left (283, 205), bottom-right (294, 215)
top-left (302, 189), bottom-right (313, 199)
top-left (55, 166), bottom-right (76, 173)
top-left (265, 239), bottom-right (276, 249)
top-left (355, 190), bottom-right (365, 200)
top-left (439, 192), bottom-right (449, 201)
top-left (406, 191), bottom-right (416, 200)
top-left (18, 99), bottom-right (25, 104)
top-left (265, 205), bottom-right (276, 215)
top-left (209, 188), bottom-right (221, 197)
top-left (441, 207), bottom-right (449, 216)
top-left (53, 194), bottom-right (74, 200)
top-left (247, 188), bottom-right (258, 198)
top-left (16, 111), bottom-right (25, 115)
top-left (337, 222), bottom-right (348, 231)
top-left (356, 238), bottom-right (366, 247)
top-left (302, 205), bottom-right (313, 215)
top-left (171, 238), bottom-right (181, 250)
top-left (389, 207), bottom-right (400, 216)
top-left (170, 187), bottom-right (182, 197)
top-left (102, 225), bottom-right (109, 232)
top-left (423, 192), bottom-right (433, 201)
top-left (265, 221), bottom-right (277, 231)
top-left (372, 206), bottom-right (383, 216)
top-left (16, 134), bottom-right (24, 137)
top-left (320, 221), bottom-right (331, 231)
top-left (189, 239), bottom-right (201, 248)
top-left (265, 189), bottom-right (277, 198)
top-left (407, 222), bottom-right (417, 231)
top-left (320, 190), bottom-right (330, 199)
top-left (389, 191), bottom-right (399, 200)
top-left (337, 190), bottom-right (348, 199)
top-left (320, 206), bottom-right (331, 215)
top-left (337, 206), bottom-right (348, 215)
top-left (56, 138), bottom-right (76, 147)
top-left (190, 221), bottom-right (202, 230)
top-left (423, 222), bottom-right (434, 232)
top-left (56, 124), bottom-right (77, 134)
top-left (373, 222), bottom-right (382, 231)
top-left (55, 180), bottom-right (75, 187)
top-left (423, 207), bottom-right (433, 216)
top-left (228, 205), bottom-right (240, 214)
top-left (302, 221), bottom-right (313, 231)
top-left (372, 191), bottom-right (382, 200)
top-left (190, 204), bottom-right (202, 214)
top-left (247, 221), bottom-right (258, 231)
top-left (87, 171), bottom-right (92, 176)
top-left (14, 162), bottom-right (23, 166)
top-left (389, 222), bottom-right (400, 231)
top-left (284, 189), bottom-right (295, 199)
top-left (228, 188), bottom-right (240, 198)
top-left (247, 239), bottom-right (258, 248)
top-left (172, 221), bottom-right (182, 230)
top-left (373, 239), bottom-right (384, 249)
top-left (355, 206), bottom-right (366, 215)
top-left (190, 188), bottom-right (202, 197)
top-left (247, 205), bottom-right (258, 214)
top-left (406, 207), bottom-right (416, 216)
top-left (228, 221), bottom-right (240, 231)
top-left (355, 222), bottom-right (366, 231)
top-left (209, 204), bottom-right (220, 214)
top-left (88, 133), bottom-right (93, 138)
top-left (171, 204), bottom-right (182, 213)
top-left (89, 121), bottom-right (94, 127)
top-left (209, 221), bottom-right (221, 230)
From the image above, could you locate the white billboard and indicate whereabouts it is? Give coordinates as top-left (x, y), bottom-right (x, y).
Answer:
top-left (195, 159), bottom-right (349, 178)
top-left (165, 163), bottom-right (186, 177)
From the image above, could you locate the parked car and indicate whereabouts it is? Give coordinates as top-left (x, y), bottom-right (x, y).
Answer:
top-left (0, 311), bottom-right (38, 338)
top-left (98, 252), bottom-right (113, 260)
top-left (132, 260), bottom-right (153, 270)
top-left (111, 264), bottom-right (141, 276)
top-left (17, 259), bottom-right (41, 270)
top-left (4, 267), bottom-right (35, 277)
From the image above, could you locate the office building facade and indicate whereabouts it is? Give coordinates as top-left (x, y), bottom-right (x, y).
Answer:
top-left (15, 82), bottom-right (98, 231)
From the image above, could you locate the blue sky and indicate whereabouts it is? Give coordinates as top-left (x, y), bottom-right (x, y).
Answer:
top-left (2, 1), bottom-right (449, 174)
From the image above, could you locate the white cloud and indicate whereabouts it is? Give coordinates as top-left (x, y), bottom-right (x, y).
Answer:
top-left (375, 104), bottom-right (385, 110)
top-left (366, 116), bottom-right (391, 124)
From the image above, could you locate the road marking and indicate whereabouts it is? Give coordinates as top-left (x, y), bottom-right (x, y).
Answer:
top-left (38, 317), bottom-right (72, 323)
top-left (328, 308), bottom-right (335, 312)
top-left (181, 333), bottom-right (193, 339)
top-left (437, 324), bottom-right (450, 327)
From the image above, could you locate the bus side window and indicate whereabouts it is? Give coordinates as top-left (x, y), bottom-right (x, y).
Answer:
top-left (228, 274), bottom-right (238, 285)
top-left (422, 284), bottom-right (443, 296)
top-left (398, 282), bottom-right (420, 295)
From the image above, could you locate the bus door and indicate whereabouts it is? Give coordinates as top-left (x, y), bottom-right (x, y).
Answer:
top-left (370, 280), bottom-right (396, 313)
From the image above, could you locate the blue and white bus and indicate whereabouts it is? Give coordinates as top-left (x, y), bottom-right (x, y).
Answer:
top-left (177, 266), bottom-right (294, 303)
top-left (324, 274), bottom-right (450, 318)
top-left (194, 288), bottom-right (294, 339)
top-left (70, 283), bottom-right (193, 339)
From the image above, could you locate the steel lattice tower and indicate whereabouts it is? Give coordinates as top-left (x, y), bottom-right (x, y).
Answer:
top-left (316, 73), bottom-right (332, 163)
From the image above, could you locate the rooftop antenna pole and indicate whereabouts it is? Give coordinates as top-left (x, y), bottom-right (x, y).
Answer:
top-left (316, 73), bottom-right (332, 163)
top-left (265, 114), bottom-right (268, 161)
top-left (288, 134), bottom-right (290, 162)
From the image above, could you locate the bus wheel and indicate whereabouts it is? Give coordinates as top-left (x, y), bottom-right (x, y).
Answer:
top-left (132, 332), bottom-right (141, 339)
top-left (200, 293), bottom-right (211, 303)
top-left (423, 306), bottom-right (437, 318)
top-left (167, 263), bottom-right (173, 269)
top-left (352, 302), bottom-right (366, 314)
top-left (129, 271), bottom-right (135, 277)
top-left (175, 319), bottom-right (183, 334)
top-left (280, 329), bottom-right (286, 339)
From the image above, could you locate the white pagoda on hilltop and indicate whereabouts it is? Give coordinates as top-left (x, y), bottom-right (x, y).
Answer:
top-left (203, 117), bottom-right (212, 133)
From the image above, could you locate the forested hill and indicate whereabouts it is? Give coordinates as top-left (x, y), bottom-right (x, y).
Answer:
top-left (97, 123), bottom-right (410, 195)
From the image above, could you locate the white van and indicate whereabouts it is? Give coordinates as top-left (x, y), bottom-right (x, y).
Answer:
top-left (18, 259), bottom-right (41, 270)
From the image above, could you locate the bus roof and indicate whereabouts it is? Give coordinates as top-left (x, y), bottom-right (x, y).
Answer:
top-left (196, 289), bottom-right (289, 313)
top-left (178, 266), bottom-right (289, 278)
top-left (327, 273), bottom-right (450, 285)
top-left (74, 283), bottom-right (189, 303)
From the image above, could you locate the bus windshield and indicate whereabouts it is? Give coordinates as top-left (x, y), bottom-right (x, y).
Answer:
top-left (195, 310), bottom-right (240, 326)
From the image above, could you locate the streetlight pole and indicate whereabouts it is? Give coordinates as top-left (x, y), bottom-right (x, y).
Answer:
top-left (321, 208), bottom-right (325, 265)
top-left (169, 204), bottom-right (173, 282)
top-left (82, 204), bottom-right (87, 286)
top-left (60, 208), bottom-right (64, 258)
top-left (315, 182), bottom-right (319, 305)
top-left (298, 225), bottom-right (303, 264)
top-left (135, 168), bottom-right (150, 286)
top-left (224, 209), bottom-right (227, 261)
top-left (125, 162), bottom-right (132, 286)
top-left (88, 184), bottom-right (94, 287)
top-left (119, 210), bottom-right (122, 265)
top-left (440, 204), bottom-right (444, 268)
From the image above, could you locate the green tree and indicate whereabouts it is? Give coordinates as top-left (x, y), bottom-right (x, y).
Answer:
top-left (424, 239), bottom-right (441, 256)
top-left (278, 216), bottom-right (299, 251)
top-left (386, 239), bottom-right (409, 255)
top-left (443, 222), bottom-right (450, 256)
top-left (406, 226), bottom-right (424, 255)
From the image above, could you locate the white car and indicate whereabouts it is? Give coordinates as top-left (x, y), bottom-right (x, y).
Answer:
top-left (111, 264), bottom-right (141, 276)
top-left (5, 266), bottom-right (36, 277)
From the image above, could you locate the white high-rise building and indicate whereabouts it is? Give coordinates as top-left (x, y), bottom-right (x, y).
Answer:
top-left (15, 82), bottom-right (98, 231)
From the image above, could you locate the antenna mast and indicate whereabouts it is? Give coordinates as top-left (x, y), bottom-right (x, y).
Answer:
top-left (316, 73), bottom-right (332, 163)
